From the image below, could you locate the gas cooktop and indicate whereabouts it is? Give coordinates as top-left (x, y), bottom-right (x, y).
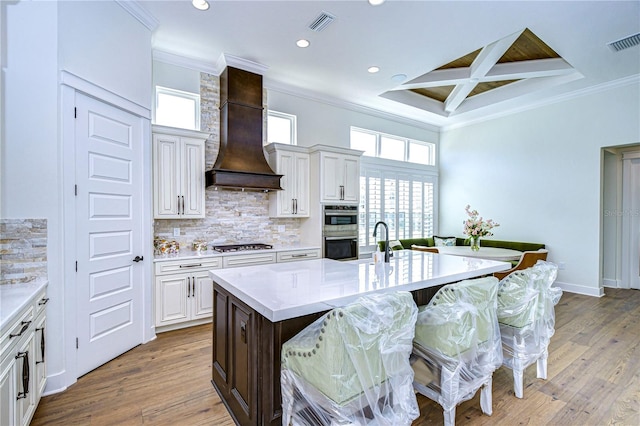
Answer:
top-left (211, 243), bottom-right (273, 253)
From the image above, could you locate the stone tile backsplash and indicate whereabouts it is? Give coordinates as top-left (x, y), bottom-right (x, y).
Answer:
top-left (0, 219), bottom-right (47, 285)
top-left (153, 72), bottom-right (303, 247)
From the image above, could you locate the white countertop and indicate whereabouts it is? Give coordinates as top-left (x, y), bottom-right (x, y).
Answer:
top-left (154, 244), bottom-right (321, 262)
top-left (0, 278), bottom-right (48, 328)
top-left (433, 246), bottom-right (523, 261)
top-left (209, 250), bottom-right (510, 322)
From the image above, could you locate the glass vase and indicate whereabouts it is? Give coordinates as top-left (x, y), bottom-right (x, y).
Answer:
top-left (470, 236), bottom-right (481, 251)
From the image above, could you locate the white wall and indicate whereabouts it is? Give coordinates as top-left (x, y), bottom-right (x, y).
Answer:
top-left (58, 1), bottom-right (152, 108)
top-left (152, 60), bottom-right (201, 95)
top-left (439, 82), bottom-right (640, 296)
top-left (2, 0), bottom-right (152, 394)
top-left (267, 89), bottom-right (440, 148)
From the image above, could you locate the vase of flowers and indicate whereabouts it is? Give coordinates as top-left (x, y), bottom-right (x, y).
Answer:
top-left (463, 205), bottom-right (499, 251)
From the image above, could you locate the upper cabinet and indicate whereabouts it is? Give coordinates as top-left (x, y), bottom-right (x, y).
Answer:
top-left (153, 125), bottom-right (209, 219)
top-left (311, 146), bottom-right (363, 204)
top-left (266, 143), bottom-right (310, 217)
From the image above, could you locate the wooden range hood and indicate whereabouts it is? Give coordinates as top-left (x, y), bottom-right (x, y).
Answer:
top-left (205, 66), bottom-right (282, 191)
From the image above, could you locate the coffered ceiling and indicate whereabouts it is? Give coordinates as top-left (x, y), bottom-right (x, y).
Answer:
top-left (138, 0), bottom-right (640, 128)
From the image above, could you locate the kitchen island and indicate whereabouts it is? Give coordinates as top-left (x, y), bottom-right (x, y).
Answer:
top-left (209, 250), bottom-right (510, 425)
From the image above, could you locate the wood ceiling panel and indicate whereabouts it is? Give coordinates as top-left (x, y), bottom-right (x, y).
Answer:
top-left (410, 86), bottom-right (455, 103)
top-left (469, 80), bottom-right (519, 97)
top-left (436, 48), bottom-right (481, 70)
top-left (498, 28), bottom-right (560, 63)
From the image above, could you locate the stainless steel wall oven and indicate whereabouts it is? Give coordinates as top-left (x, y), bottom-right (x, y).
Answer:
top-left (323, 205), bottom-right (358, 261)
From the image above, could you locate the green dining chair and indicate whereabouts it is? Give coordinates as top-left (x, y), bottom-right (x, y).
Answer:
top-left (497, 260), bottom-right (562, 398)
top-left (281, 291), bottom-right (419, 426)
top-left (412, 276), bottom-right (503, 426)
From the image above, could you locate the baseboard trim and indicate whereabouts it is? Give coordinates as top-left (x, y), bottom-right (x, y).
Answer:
top-left (554, 280), bottom-right (604, 297)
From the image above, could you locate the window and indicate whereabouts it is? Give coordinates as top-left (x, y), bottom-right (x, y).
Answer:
top-left (154, 86), bottom-right (200, 130)
top-left (359, 159), bottom-right (437, 252)
top-left (351, 127), bottom-right (436, 166)
top-left (267, 110), bottom-right (297, 145)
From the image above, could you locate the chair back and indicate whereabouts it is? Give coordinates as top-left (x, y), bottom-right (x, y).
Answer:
top-left (282, 291), bottom-right (418, 406)
top-left (414, 276), bottom-right (500, 358)
top-left (497, 260), bottom-right (561, 329)
top-left (493, 249), bottom-right (548, 280)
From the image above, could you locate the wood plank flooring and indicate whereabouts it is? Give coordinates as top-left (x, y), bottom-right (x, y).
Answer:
top-left (32, 288), bottom-right (640, 425)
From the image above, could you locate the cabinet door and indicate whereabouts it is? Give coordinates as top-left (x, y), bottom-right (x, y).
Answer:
top-left (16, 333), bottom-right (36, 426)
top-left (0, 357), bottom-right (17, 426)
top-left (293, 152), bottom-right (310, 216)
top-left (229, 298), bottom-right (257, 425)
top-left (153, 134), bottom-right (180, 218)
top-left (192, 273), bottom-right (213, 320)
top-left (34, 314), bottom-right (46, 401)
top-left (320, 152), bottom-right (343, 202)
top-left (342, 155), bottom-right (360, 203)
top-left (275, 151), bottom-right (295, 216)
top-left (155, 275), bottom-right (189, 326)
top-left (181, 137), bottom-right (205, 218)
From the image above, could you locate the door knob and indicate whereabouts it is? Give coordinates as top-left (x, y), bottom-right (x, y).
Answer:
top-left (132, 256), bottom-right (144, 263)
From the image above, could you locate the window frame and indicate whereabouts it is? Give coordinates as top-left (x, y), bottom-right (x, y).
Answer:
top-left (351, 126), bottom-right (436, 166)
top-left (153, 85), bottom-right (201, 131)
top-left (359, 156), bottom-right (439, 255)
top-left (267, 110), bottom-right (297, 145)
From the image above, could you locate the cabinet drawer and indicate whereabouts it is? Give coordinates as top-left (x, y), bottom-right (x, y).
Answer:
top-left (223, 253), bottom-right (276, 269)
top-left (1, 305), bottom-right (34, 359)
top-left (34, 290), bottom-right (49, 316)
top-left (155, 257), bottom-right (222, 275)
top-left (277, 249), bottom-right (321, 263)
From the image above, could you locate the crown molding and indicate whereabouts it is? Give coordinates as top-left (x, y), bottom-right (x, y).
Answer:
top-left (115, 0), bottom-right (159, 31)
top-left (265, 79), bottom-right (442, 134)
top-left (152, 50), bottom-right (218, 75)
top-left (441, 74), bottom-right (640, 131)
top-left (216, 53), bottom-right (269, 75)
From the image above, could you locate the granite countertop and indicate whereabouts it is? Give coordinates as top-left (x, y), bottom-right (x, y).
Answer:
top-left (154, 244), bottom-right (321, 262)
top-left (0, 278), bottom-right (48, 328)
top-left (209, 249), bottom-right (510, 322)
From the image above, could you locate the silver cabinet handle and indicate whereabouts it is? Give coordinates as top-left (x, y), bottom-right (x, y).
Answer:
top-left (179, 263), bottom-right (202, 268)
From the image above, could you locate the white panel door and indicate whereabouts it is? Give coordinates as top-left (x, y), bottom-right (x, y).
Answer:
top-left (75, 93), bottom-right (144, 376)
top-left (153, 134), bottom-right (180, 217)
top-left (622, 156), bottom-right (640, 290)
top-left (181, 137), bottom-right (205, 217)
top-left (192, 273), bottom-right (214, 319)
top-left (320, 152), bottom-right (342, 202)
top-left (342, 156), bottom-right (360, 203)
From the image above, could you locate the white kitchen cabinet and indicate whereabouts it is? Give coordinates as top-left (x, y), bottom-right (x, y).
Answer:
top-left (222, 252), bottom-right (277, 269)
top-left (1, 288), bottom-right (48, 426)
top-left (152, 125), bottom-right (209, 219)
top-left (318, 150), bottom-right (361, 204)
top-left (266, 144), bottom-right (310, 217)
top-left (154, 258), bottom-right (221, 330)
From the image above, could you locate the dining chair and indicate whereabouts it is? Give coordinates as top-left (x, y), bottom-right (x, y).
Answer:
top-left (281, 291), bottom-right (419, 426)
top-left (411, 244), bottom-right (439, 253)
top-left (497, 260), bottom-right (562, 398)
top-left (493, 249), bottom-right (548, 280)
top-left (411, 276), bottom-right (503, 426)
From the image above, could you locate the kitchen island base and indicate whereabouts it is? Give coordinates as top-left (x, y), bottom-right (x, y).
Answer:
top-left (211, 282), bottom-right (444, 426)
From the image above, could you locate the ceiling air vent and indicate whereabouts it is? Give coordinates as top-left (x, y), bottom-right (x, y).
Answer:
top-left (308, 11), bottom-right (335, 32)
top-left (607, 32), bottom-right (640, 52)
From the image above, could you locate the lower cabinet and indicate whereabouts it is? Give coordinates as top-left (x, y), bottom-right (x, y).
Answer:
top-left (154, 258), bottom-right (220, 330)
top-left (0, 289), bottom-right (48, 426)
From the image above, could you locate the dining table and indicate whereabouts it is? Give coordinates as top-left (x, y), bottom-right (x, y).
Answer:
top-left (417, 245), bottom-right (523, 262)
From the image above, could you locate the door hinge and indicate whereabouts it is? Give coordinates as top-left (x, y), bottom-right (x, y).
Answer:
top-left (75, 261), bottom-right (78, 272)
top-left (74, 107), bottom-right (77, 118)
top-left (75, 184), bottom-right (78, 196)
top-left (76, 338), bottom-right (78, 349)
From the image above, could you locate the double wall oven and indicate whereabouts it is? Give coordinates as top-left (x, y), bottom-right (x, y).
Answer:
top-left (323, 205), bottom-right (358, 261)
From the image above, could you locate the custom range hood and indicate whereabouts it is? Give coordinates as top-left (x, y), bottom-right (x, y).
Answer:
top-left (205, 66), bottom-right (282, 191)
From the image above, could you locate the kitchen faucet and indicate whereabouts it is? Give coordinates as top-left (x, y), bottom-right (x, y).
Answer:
top-left (373, 221), bottom-right (391, 263)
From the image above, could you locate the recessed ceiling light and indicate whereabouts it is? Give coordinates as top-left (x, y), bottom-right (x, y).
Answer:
top-left (391, 74), bottom-right (407, 83)
top-left (296, 39), bottom-right (310, 48)
top-left (368, 66), bottom-right (380, 73)
top-left (368, 0), bottom-right (386, 5)
top-left (192, 0), bottom-right (209, 11)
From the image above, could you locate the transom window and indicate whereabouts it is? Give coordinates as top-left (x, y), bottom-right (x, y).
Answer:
top-left (267, 110), bottom-right (297, 145)
top-left (351, 127), bottom-right (436, 166)
top-left (154, 86), bottom-right (200, 130)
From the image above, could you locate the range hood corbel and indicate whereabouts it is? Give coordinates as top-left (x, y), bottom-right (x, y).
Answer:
top-left (205, 65), bottom-right (282, 192)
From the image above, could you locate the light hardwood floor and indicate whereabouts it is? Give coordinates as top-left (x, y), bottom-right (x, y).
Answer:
top-left (32, 288), bottom-right (640, 425)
